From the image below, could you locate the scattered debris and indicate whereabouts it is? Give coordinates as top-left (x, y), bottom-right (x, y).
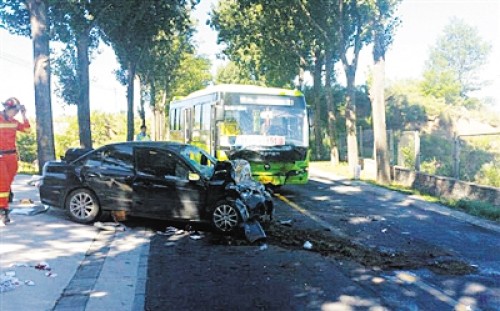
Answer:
top-left (381, 228), bottom-right (388, 233)
top-left (243, 219), bottom-right (266, 243)
top-left (94, 221), bottom-right (126, 232)
top-left (266, 224), bottom-right (476, 275)
top-left (303, 241), bottom-right (313, 250)
top-left (34, 262), bottom-right (51, 271)
top-left (10, 205), bottom-right (49, 216)
top-left (0, 275), bottom-right (20, 292)
top-left (0, 261), bottom-right (58, 292)
top-left (19, 198), bottom-right (34, 205)
top-left (5, 271), bottom-right (16, 277)
top-left (45, 272), bottom-right (57, 278)
top-left (278, 219), bottom-right (293, 227)
top-left (164, 242), bottom-right (176, 247)
top-left (189, 232), bottom-right (204, 240)
top-left (259, 243), bottom-right (268, 251)
top-left (26, 175), bottom-right (43, 186)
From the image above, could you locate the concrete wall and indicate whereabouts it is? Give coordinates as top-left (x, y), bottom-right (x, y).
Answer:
top-left (392, 166), bottom-right (500, 207)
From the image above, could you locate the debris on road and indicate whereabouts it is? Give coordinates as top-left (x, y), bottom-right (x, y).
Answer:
top-left (45, 272), bottom-right (57, 278)
top-left (5, 271), bottom-right (16, 277)
top-left (34, 262), bottom-right (51, 271)
top-left (1, 261), bottom-right (59, 292)
top-left (10, 205), bottom-right (49, 216)
top-left (303, 241), bottom-right (313, 250)
top-left (94, 221), bottom-right (126, 232)
top-left (189, 232), bottom-right (204, 240)
top-left (381, 228), bottom-right (388, 233)
top-left (266, 224), bottom-right (477, 275)
top-left (259, 243), bottom-right (268, 251)
top-left (243, 219), bottom-right (266, 243)
top-left (0, 274), bottom-right (20, 292)
top-left (26, 175), bottom-right (43, 186)
top-left (278, 219), bottom-right (293, 227)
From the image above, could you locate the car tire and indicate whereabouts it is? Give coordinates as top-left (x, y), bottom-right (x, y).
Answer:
top-left (65, 188), bottom-right (100, 224)
top-left (211, 200), bottom-right (241, 233)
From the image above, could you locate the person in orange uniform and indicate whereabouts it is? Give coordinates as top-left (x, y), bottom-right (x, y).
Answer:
top-left (0, 97), bottom-right (30, 226)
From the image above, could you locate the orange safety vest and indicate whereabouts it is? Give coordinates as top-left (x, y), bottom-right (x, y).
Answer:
top-left (0, 111), bottom-right (30, 208)
top-left (0, 111), bottom-right (30, 151)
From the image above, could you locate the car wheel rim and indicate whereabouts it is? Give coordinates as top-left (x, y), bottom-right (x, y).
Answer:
top-left (69, 192), bottom-right (96, 220)
top-left (213, 204), bottom-right (238, 232)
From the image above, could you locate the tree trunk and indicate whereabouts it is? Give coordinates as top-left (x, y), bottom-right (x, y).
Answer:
top-left (372, 31), bottom-right (391, 184)
top-left (345, 65), bottom-right (359, 176)
top-left (27, 0), bottom-right (55, 173)
top-left (150, 80), bottom-right (158, 141)
top-left (325, 49), bottom-right (339, 165)
top-left (76, 29), bottom-right (92, 149)
top-left (126, 61), bottom-right (136, 141)
top-left (139, 80), bottom-right (146, 127)
top-left (312, 49), bottom-right (323, 160)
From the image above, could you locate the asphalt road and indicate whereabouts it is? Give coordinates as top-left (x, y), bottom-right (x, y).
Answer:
top-left (144, 173), bottom-right (500, 311)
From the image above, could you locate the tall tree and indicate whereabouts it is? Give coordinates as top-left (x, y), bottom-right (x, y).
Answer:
top-left (1, 0), bottom-right (56, 172)
top-left (421, 17), bottom-right (491, 103)
top-left (97, 0), bottom-right (195, 141)
top-left (50, 1), bottom-right (109, 149)
top-left (338, 0), bottom-right (373, 176)
top-left (211, 0), bottom-right (311, 88)
top-left (369, 0), bottom-right (401, 184)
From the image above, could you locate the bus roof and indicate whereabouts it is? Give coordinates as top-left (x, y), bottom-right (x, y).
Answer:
top-left (178, 84), bottom-right (304, 100)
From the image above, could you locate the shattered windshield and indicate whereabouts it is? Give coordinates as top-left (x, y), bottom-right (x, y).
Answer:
top-left (220, 104), bottom-right (308, 148)
top-left (180, 145), bottom-right (217, 178)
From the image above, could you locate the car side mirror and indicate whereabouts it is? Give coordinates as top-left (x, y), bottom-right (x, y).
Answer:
top-left (188, 172), bottom-right (200, 181)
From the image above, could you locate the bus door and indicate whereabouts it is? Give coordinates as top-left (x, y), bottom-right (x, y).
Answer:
top-left (183, 108), bottom-right (191, 144)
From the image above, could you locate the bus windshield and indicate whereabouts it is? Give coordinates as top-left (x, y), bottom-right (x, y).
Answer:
top-left (220, 104), bottom-right (308, 148)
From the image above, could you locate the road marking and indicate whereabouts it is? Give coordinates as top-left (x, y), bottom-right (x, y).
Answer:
top-left (274, 193), bottom-right (347, 238)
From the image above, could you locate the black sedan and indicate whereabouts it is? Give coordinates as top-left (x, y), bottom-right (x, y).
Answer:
top-left (39, 142), bottom-right (273, 233)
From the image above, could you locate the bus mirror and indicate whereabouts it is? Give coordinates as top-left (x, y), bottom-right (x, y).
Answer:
top-left (307, 107), bottom-right (315, 128)
top-left (215, 105), bottom-right (224, 121)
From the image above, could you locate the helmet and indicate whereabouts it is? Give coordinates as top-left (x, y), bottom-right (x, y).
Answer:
top-left (3, 97), bottom-right (21, 110)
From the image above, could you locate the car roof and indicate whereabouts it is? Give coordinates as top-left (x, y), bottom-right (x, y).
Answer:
top-left (104, 141), bottom-right (187, 152)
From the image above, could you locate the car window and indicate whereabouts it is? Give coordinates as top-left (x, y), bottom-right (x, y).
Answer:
top-left (101, 145), bottom-right (134, 170)
top-left (180, 145), bottom-right (216, 178)
top-left (82, 150), bottom-right (103, 167)
top-left (136, 148), bottom-right (188, 179)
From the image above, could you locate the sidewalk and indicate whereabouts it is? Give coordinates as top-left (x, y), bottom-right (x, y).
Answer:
top-left (0, 175), bottom-right (151, 311)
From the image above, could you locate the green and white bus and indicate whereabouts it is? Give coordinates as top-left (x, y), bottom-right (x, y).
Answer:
top-left (169, 84), bottom-right (310, 187)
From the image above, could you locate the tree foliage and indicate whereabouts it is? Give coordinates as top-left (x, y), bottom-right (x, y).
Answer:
top-left (421, 18), bottom-right (491, 103)
top-left (96, 0), bottom-right (197, 141)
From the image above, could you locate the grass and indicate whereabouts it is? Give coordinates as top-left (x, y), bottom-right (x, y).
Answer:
top-left (310, 161), bottom-right (500, 222)
top-left (18, 161), bottom-right (38, 175)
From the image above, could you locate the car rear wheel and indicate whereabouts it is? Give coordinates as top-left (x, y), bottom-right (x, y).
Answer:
top-left (212, 201), bottom-right (240, 233)
top-left (65, 188), bottom-right (100, 224)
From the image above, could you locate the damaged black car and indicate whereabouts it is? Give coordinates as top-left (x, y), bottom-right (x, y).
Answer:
top-left (39, 142), bottom-right (273, 234)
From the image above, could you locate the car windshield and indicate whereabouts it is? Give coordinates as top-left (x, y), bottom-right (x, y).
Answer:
top-left (179, 145), bottom-right (217, 178)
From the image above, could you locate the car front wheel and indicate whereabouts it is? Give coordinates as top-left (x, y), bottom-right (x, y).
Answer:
top-left (211, 201), bottom-right (240, 233)
top-left (65, 188), bottom-right (100, 224)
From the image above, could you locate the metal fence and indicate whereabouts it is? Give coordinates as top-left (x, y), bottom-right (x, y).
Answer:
top-left (340, 128), bottom-right (500, 187)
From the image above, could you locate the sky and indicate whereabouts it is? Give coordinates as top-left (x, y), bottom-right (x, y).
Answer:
top-left (0, 0), bottom-right (499, 118)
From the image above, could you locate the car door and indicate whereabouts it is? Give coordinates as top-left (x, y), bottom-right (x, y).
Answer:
top-left (80, 145), bottom-right (135, 210)
top-left (133, 147), bottom-right (206, 220)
